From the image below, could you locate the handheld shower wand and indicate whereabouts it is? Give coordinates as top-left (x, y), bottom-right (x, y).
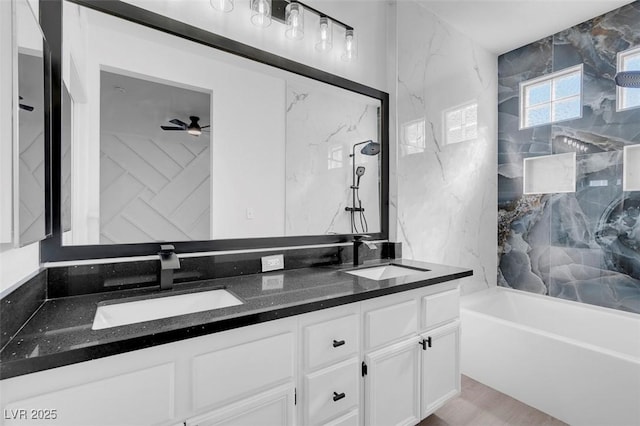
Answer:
top-left (355, 166), bottom-right (365, 188)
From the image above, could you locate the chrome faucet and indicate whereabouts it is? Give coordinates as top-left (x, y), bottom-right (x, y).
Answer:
top-left (158, 245), bottom-right (180, 290)
top-left (353, 235), bottom-right (377, 266)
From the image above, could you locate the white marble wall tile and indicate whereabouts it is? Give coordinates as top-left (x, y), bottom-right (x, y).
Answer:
top-left (285, 81), bottom-right (380, 235)
top-left (395, 1), bottom-right (498, 294)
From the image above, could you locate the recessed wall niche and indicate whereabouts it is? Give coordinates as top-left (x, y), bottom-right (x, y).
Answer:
top-left (623, 145), bottom-right (640, 192)
top-left (523, 152), bottom-right (576, 194)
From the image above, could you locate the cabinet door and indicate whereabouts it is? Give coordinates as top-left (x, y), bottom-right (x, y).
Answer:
top-left (364, 337), bottom-right (421, 426)
top-left (420, 321), bottom-right (460, 419)
top-left (186, 383), bottom-right (294, 426)
top-left (192, 332), bottom-right (294, 410)
top-left (2, 363), bottom-right (176, 426)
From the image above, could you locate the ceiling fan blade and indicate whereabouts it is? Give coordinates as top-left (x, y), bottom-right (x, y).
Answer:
top-left (169, 119), bottom-right (187, 128)
top-left (161, 126), bottom-right (185, 131)
top-left (200, 125), bottom-right (211, 129)
top-left (19, 104), bottom-right (34, 112)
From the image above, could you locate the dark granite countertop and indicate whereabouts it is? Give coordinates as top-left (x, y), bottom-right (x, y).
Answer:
top-left (0, 259), bottom-right (472, 379)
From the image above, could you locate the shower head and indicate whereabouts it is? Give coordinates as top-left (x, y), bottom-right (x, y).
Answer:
top-left (360, 141), bottom-right (381, 156)
top-left (615, 71), bottom-right (640, 88)
top-left (356, 166), bottom-right (365, 187)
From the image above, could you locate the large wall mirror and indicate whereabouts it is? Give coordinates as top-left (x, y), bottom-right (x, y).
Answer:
top-left (42, 0), bottom-right (389, 261)
top-left (2, 0), bottom-right (51, 247)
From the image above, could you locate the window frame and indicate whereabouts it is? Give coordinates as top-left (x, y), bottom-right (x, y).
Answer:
top-left (616, 46), bottom-right (640, 112)
top-left (519, 64), bottom-right (583, 130)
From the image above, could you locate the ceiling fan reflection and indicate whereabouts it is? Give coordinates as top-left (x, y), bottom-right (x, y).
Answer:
top-left (161, 116), bottom-right (210, 136)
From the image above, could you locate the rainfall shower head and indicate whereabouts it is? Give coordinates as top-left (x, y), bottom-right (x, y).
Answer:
top-left (614, 71), bottom-right (640, 88)
top-left (360, 141), bottom-right (381, 156)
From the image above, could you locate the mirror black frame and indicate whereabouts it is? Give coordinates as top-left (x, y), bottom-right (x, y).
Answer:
top-left (40, 0), bottom-right (389, 262)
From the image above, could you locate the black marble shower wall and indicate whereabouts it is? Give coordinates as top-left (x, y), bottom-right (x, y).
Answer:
top-left (498, 1), bottom-right (640, 314)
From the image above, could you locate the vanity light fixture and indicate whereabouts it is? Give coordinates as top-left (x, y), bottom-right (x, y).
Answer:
top-left (250, 0), bottom-right (272, 27)
top-left (285, 2), bottom-right (304, 40)
top-left (210, 0), bottom-right (355, 61)
top-left (210, 0), bottom-right (233, 13)
top-left (315, 16), bottom-right (332, 52)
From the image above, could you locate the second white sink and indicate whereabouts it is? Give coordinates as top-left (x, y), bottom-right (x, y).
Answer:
top-left (344, 264), bottom-right (429, 281)
top-left (92, 288), bottom-right (243, 330)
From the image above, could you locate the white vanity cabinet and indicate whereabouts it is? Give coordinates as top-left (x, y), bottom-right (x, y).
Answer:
top-left (0, 318), bottom-right (297, 426)
top-left (362, 286), bottom-right (461, 426)
top-left (0, 280), bottom-right (462, 426)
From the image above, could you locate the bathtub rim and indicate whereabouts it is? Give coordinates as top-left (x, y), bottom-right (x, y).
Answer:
top-left (462, 286), bottom-right (640, 320)
top-left (461, 287), bottom-right (640, 363)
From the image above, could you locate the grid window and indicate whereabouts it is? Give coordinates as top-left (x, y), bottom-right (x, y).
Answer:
top-left (520, 64), bottom-right (582, 129)
top-left (617, 46), bottom-right (640, 111)
top-left (327, 144), bottom-right (343, 169)
top-left (444, 102), bottom-right (477, 145)
top-left (400, 118), bottom-right (426, 156)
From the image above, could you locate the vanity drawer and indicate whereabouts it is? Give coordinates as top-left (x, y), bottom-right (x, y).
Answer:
top-left (364, 298), bottom-right (417, 350)
top-left (303, 357), bottom-right (359, 426)
top-left (304, 313), bottom-right (359, 370)
top-left (421, 289), bottom-right (459, 330)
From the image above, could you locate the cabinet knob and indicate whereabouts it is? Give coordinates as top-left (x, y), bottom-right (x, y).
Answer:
top-left (332, 339), bottom-right (346, 348)
top-left (333, 392), bottom-right (346, 402)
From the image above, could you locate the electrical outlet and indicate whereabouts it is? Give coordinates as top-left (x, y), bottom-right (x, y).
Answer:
top-left (262, 274), bottom-right (284, 290)
top-left (261, 254), bottom-right (284, 272)
top-left (246, 208), bottom-right (255, 220)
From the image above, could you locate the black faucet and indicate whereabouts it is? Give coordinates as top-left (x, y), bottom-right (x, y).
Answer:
top-left (158, 245), bottom-right (180, 290)
top-left (353, 235), bottom-right (377, 266)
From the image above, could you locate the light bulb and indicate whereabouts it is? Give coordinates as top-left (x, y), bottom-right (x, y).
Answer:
top-left (210, 0), bottom-right (233, 12)
top-left (342, 29), bottom-right (357, 61)
top-left (315, 16), bottom-right (332, 52)
top-left (251, 0), bottom-right (271, 27)
top-left (285, 2), bottom-right (304, 40)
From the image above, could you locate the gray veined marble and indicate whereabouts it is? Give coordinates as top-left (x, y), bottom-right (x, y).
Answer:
top-left (498, 1), bottom-right (640, 314)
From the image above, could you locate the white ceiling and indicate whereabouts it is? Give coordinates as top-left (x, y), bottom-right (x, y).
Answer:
top-left (415, 0), bottom-right (636, 54)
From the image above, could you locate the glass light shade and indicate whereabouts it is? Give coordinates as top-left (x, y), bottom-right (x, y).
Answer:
top-left (285, 2), bottom-right (304, 40)
top-left (210, 0), bottom-right (233, 12)
top-left (342, 29), bottom-right (357, 61)
top-left (251, 0), bottom-right (272, 28)
top-left (315, 16), bottom-right (332, 52)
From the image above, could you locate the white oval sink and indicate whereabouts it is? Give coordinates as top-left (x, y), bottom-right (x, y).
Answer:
top-left (344, 264), bottom-right (429, 281)
top-left (92, 289), bottom-right (243, 330)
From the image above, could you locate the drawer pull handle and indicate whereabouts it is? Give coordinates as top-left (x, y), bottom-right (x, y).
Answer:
top-left (332, 339), bottom-right (346, 348)
top-left (333, 392), bottom-right (346, 402)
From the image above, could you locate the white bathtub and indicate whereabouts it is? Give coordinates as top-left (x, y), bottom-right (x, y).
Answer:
top-left (461, 287), bottom-right (640, 426)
